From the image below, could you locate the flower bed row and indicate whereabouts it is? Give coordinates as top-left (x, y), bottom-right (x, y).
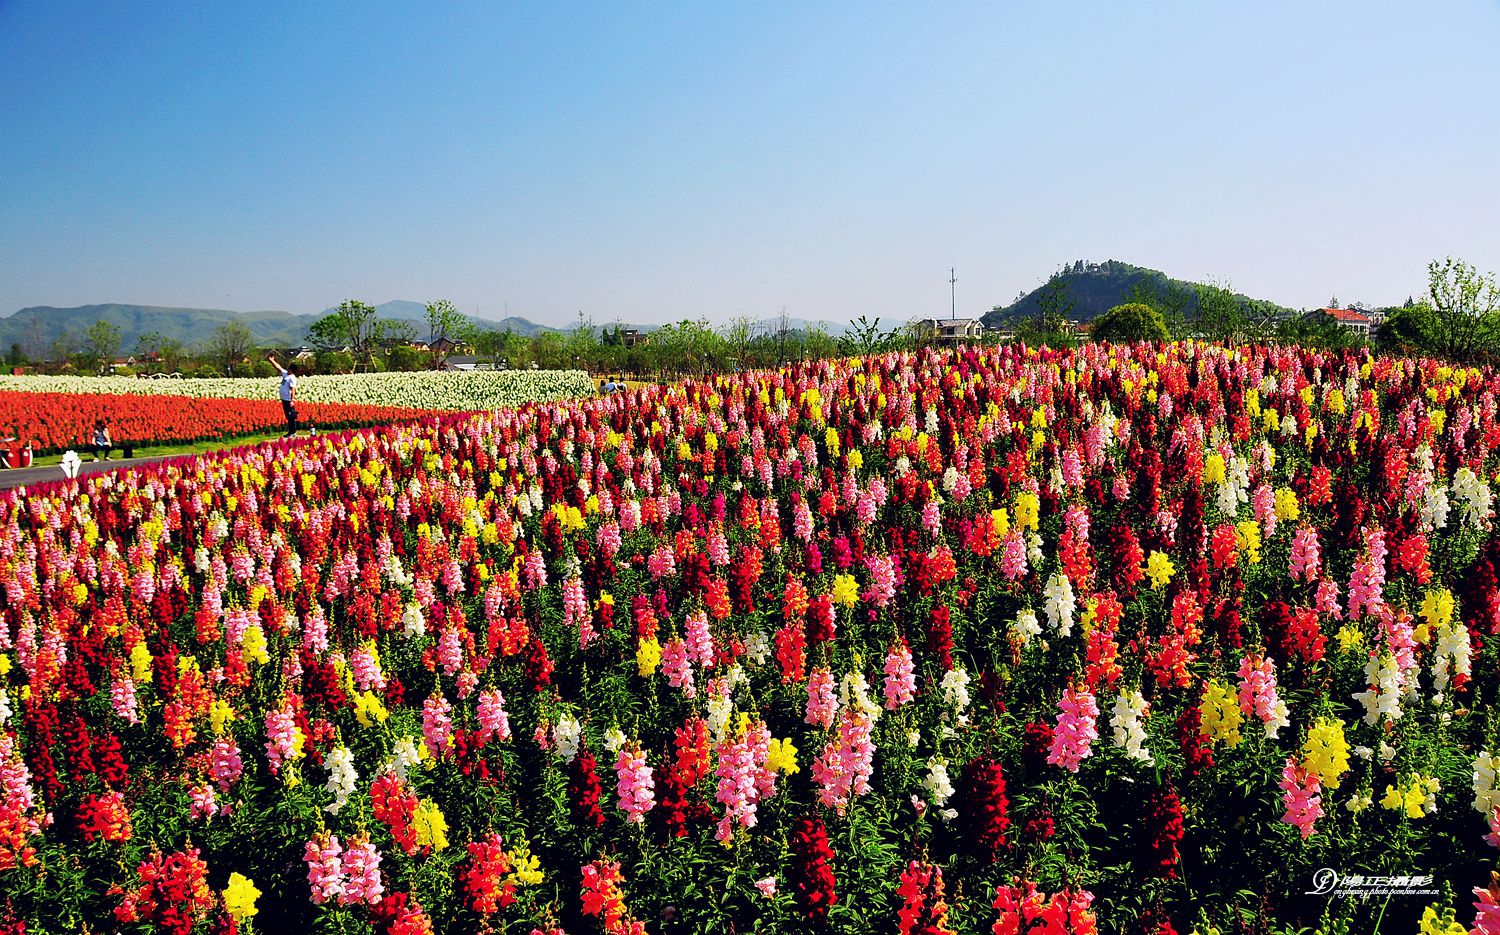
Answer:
top-left (0, 391), bottom-right (431, 454)
top-left (0, 369), bottom-right (597, 411)
top-left (0, 343), bottom-right (1498, 933)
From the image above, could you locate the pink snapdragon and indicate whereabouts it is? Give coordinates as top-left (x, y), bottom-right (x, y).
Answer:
top-left (437, 627), bottom-right (463, 676)
top-left (806, 666), bottom-right (837, 729)
top-left (350, 644), bottom-right (385, 692)
top-left (110, 676), bottom-right (140, 725)
top-left (921, 500), bottom-right (942, 536)
top-left (597, 520), bottom-right (622, 558)
top-left (1278, 757), bottom-right (1323, 839)
top-left (647, 545), bottom-right (677, 580)
top-left (662, 638), bottom-right (696, 698)
top-left (1315, 579), bottom-right (1343, 620)
top-left (1236, 653), bottom-right (1290, 738)
top-left (264, 703), bottom-right (301, 775)
top-left (189, 784), bottom-right (217, 821)
top-left (685, 609), bottom-right (715, 668)
top-left (1046, 685), bottom-right (1100, 773)
top-left (340, 835), bottom-right (384, 906)
top-left (1346, 529), bottom-right (1387, 620)
top-left (812, 707), bottom-right (875, 814)
top-left (1000, 530), bottom-right (1027, 581)
top-left (304, 833), bottom-right (346, 905)
top-left (422, 693), bottom-right (454, 758)
top-left (1288, 528), bottom-right (1321, 583)
top-left (476, 689), bottom-right (512, 744)
top-left (614, 741), bottom-right (655, 823)
top-left (210, 736), bottom-right (244, 792)
top-left (714, 722), bottom-right (774, 845)
top-left (863, 554), bottom-right (898, 607)
top-left (882, 640), bottom-right (916, 710)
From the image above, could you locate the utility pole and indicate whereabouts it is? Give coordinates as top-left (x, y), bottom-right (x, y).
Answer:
top-left (949, 267), bottom-right (957, 320)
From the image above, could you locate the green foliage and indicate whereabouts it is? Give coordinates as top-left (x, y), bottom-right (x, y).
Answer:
top-left (316, 350), bottom-right (356, 374)
top-left (841, 316), bottom-right (902, 356)
top-left (1090, 302), bottom-right (1170, 344)
top-left (1426, 257), bottom-right (1500, 362)
top-left (386, 344), bottom-right (426, 371)
top-left (1376, 303), bottom-right (1438, 356)
top-left (306, 314), bottom-right (346, 352)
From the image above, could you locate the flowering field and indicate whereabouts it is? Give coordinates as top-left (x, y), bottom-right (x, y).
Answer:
top-left (0, 370), bottom-right (596, 412)
top-left (1, 344), bottom-right (1498, 934)
top-left (0, 391), bottom-right (429, 454)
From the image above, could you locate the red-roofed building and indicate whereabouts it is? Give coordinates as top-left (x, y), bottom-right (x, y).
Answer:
top-left (1304, 307), bottom-right (1372, 338)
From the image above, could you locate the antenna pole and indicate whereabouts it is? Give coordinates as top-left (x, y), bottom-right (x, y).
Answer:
top-left (949, 267), bottom-right (957, 320)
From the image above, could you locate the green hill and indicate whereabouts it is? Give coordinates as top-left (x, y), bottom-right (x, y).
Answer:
top-left (982, 260), bottom-right (1298, 327)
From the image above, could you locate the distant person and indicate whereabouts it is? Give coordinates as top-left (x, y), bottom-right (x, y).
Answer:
top-left (91, 419), bottom-right (112, 461)
top-left (266, 353), bottom-right (300, 437)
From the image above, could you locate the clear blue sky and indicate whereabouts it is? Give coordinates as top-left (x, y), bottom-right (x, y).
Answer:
top-left (2, 0), bottom-right (1498, 327)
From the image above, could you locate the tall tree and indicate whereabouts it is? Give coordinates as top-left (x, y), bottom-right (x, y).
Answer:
top-left (207, 321), bottom-right (254, 375)
top-left (83, 319), bottom-right (123, 369)
top-left (425, 299), bottom-right (472, 369)
top-left (332, 300), bottom-right (385, 367)
top-left (1427, 257), bottom-right (1500, 362)
top-left (426, 301), bottom-right (471, 370)
top-left (307, 315), bottom-right (347, 352)
top-left (721, 316), bottom-right (755, 368)
top-left (1194, 281), bottom-right (1248, 343)
top-left (136, 332), bottom-right (186, 371)
top-left (1036, 276), bottom-right (1074, 333)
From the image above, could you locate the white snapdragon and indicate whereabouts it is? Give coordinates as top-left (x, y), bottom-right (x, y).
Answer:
top-left (923, 756), bottom-right (956, 818)
top-left (1432, 619), bottom-right (1472, 694)
top-left (392, 737), bottom-right (423, 778)
top-left (402, 602), bottom-right (426, 638)
top-left (940, 666), bottom-right (971, 715)
top-left (1473, 751), bottom-right (1500, 816)
top-left (552, 712), bottom-right (583, 764)
top-left (743, 631), bottom-right (771, 667)
top-left (839, 670), bottom-right (881, 721)
top-left (1043, 572), bottom-right (1075, 637)
top-left (1110, 690), bottom-right (1153, 764)
top-left (1353, 653), bottom-right (1404, 725)
top-left (323, 746), bottom-right (358, 814)
top-left (1011, 609), bottom-right (1042, 647)
top-left (1453, 467), bottom-right (1494, 529)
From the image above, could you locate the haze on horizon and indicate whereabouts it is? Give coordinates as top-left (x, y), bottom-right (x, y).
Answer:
top-left (2, 0), bottom-right (1497, 330)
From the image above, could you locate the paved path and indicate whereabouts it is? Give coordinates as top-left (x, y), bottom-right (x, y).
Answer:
top-left (0, 455), bottom-right (173, 493)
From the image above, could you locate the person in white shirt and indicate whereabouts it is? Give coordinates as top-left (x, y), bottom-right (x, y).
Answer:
top-left (266, 353), bottom-right (301, 438)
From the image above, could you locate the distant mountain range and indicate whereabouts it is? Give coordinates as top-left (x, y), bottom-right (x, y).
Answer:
top-left (1, 262), bottom-right (1314, 358)
top-left (0, 301), bottom-right (575, 356)
top-left (0, 301), bottom-right (851, 358)
top-left (982, 260), bottom-right (1299, 327)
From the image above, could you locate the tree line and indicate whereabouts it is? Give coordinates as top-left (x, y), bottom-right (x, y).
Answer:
top-left (8, 258), bottom-right (1497, 378)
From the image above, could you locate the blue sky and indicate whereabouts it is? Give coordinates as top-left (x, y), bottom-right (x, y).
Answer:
top-left (2, 1), bottom-right (1498, 327)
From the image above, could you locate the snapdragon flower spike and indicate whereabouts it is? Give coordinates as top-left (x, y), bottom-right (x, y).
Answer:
top-left (1047, 685), bottom-right (1099, 773)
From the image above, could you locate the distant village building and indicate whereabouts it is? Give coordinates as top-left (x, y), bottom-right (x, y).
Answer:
top-left (621, 328), bottom-right (643, 348)
top-left (440, 355), bottom-right (504, 372)
top-left (429, 336), bottom-right (472, 357)
top-left (917, 318), bottom-right (985, 343)
top-left (1305, 307), bottom-right (1372, 338)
